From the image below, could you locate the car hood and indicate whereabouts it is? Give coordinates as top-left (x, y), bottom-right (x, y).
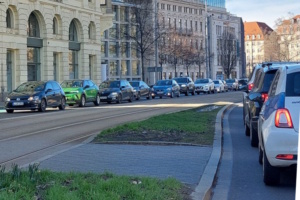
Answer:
top-left (8, 91), bottom-right (40, 99)
top-left (99, 88), bottom-right (120, 93)
top-left (153, 86), bottom-right (171, 90)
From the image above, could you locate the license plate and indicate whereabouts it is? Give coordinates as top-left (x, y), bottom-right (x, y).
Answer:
top-left (13, 102), bottom-right (24, 106)
top-left (100, 97), bottom-right (107, 99)
top-left (157, 92), bottom-right (163, 94)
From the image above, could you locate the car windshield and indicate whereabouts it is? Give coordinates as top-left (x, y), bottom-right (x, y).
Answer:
top-left (15, 82), bottom-right (45, 92)
top-left (100, 81), bottom-right (121, 88)
top-left (156, 80), bottom-right (172, 86)
top-left (226, 79), bottom-right (234, 83)
top-left (195, 79), bottom-right (209, 84)
top-left (213, 81), bottom-right (219, 84)
top-left (130, 82), bottom-right (139, 87)
top-left (238, 80), bottom-right (247, 85)
top-left (261, 71), bottom-right (277, 93)
top-left (173, 78), bottom-right (186, 83)
top-left (61, 80), bottom-right (83, 88)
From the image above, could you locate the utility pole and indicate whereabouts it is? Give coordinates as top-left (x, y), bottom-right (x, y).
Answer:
top-left (154, 0), bottom-right (159, 82)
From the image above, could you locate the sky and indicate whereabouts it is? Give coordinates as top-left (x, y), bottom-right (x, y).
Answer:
top-left (226, 0), bottom-right (300, 29)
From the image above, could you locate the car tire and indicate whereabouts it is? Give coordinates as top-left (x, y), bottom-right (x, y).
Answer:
top-left (146, 93), bottom-right (151, 100)
top-left (6, 109), bottom-right (14, 113)
top-left (59, 97), bottom-right (66, 110)
top-left (259, 146), bottom-right (263, 165)
top-left (185, 88), bottom-right (189, 96)
top-left (94, 94), bottom-right (100, 106)
top-left (263, 150), bottom-right (280, 185)
top-left (177, 91), bottom-right (180, 97)
top-left (38, 99), bottom-right (46, 112)
top-left (250, 120), bottom-right (258, 147)
top-left (136, 92), bottom-right (141, 100)
top-left (197, 92), bottom-right (200, 95)
top-left (170, 91), bottom-right (174, 98)
top-left (107, 101), bottom-right (111, 104)
top-left (159, 96), bottom-right (162, 99)
top-left (152, 96), bottom-right (155, 99)
top-left (116, 94), bottom-right (122, 104)
top-left (192, 89), bottom-right (195, 95)
top-left (79, 95), bottom-right (86, 107)
top-left (128, 93), bottom-right (134, 102)
top-left (245, 122), bottom-right (250, 136)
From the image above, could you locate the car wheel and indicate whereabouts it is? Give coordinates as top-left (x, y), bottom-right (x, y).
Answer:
top-left (6, 109), bottom-right (14, 113)
top-left (192, 89), bottom-right (195, 95)
top-left (244, 122), bottom-right (250, 136)
top-left (117, 94), bottom-right (122, 104)
top-left (152, 96), bottom-right (155, 99)
top-left (38, 99), bottom-right (46, 112)
top-left (147, 93), bottom-right (151, 100)
top-left (107, 101), bottom-right (111, 104)
top-left (196, 92), bottom-right (200, 95)
top-left (79, 95), bottom-right (86, 107)
top-left (136, 92), bottom-right (141, 100)
top-left (171, 91), bottom-right (174, 98)
top-left (128, 93), bottom-right (134, 102)
top-left (159, 96), bottom-right (162, 99)
top-left (250, 119), bottom-right (258, 147)
top-left (185, 89), bottom-right (189, 96)
top-left (94, 94), bottom-right (100, 106)
top-left (259, 146), bottom-right (263, 165)
top-left (263, 150), bottom-right (280, 185)
top-left (177, 91), bottom-right (180, 97)
top-left (59, 97), bottom-right (66, 110)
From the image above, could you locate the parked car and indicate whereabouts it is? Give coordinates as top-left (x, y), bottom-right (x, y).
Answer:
top-left (213, 80), bottom-right (224, 93)
top-left (5, 81), bottom-right (66, 113)
top-left (238, 79), bottom-right (248, 91)
top-left (173, 77), bottom-right (195, 96)
top-left (243, 63), bottom-right (283, 147)
top-left (153, 80), bottom-right (180, 98)
top-left (222, 80), bottom-right (229, 92)
top-left (225, 78), bottom-right (238, 91)
top-left (61, 79), bottom-right (100, 107)
top-left (258, 64), bottom-right (300, 185)
top-left (194, 78), bottom-right (215, 94)
top-left (99, 80), bottom-right (134, 104)
top-left (149, 85), bottom-right (155, 99)
top-left (129, 81), bottom-right (152, 100)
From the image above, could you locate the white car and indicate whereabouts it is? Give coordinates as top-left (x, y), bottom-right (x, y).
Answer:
top-left (258, 64), bottom-right (300, 185)
top-left (194, 78), bottom-right (215, 94)
top-left (213, 80), bottom-right (224, 93)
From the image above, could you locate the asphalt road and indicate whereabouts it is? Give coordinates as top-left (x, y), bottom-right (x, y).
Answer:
top-left (0, 91), bottom-right (242, 169)
top-left (212, 104), bottom-right (296, 200)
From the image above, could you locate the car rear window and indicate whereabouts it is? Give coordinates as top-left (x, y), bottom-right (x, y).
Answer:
top-left (261, 70), bottom-right (277, 93)
top-left (286, 72), bottom-right (300, 96)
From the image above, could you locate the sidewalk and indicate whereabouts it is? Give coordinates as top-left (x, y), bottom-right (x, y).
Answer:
top-left (32, 105), bottom-right (232, 200)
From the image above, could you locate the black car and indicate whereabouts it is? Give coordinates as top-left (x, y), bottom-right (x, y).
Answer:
top-left (5, 81), bottom-right (66, 113)
top-left (173, 77), bottom-right (195, 96)
top-left (238, 79), bottom-right (248, 91)
top-left (99, 80), bottom-right (134, 104)
top-left (243, 64), bottom-right (283, 147)
top-left (129, 81), bottom-right (152, 100)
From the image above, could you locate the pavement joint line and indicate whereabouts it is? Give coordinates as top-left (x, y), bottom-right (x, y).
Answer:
top-left (191, 103), bottom-right (237, 200)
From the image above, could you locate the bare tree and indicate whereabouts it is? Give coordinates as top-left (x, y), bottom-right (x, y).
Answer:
top-left (264, 30), bottom-right (280, 62)
top-left (218, 30), bottom-right (237, 79)
top-left (123, 0), bottom-right (163, 81)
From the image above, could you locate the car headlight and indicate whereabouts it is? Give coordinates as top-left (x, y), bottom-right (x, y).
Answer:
top-left (181, 84), bottom-right (186, 87)
top-left (110, 92), bottom-right (118, 96)
top-left (5, 97), bottom-right (10, 102)
top-left (28, 96), bottom-right (40, 101)
top-left (166, 88), bottom-right (172, 91)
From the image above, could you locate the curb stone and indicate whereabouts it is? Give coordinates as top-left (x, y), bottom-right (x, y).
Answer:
top-left (191, 104), bottom-right (235, 200)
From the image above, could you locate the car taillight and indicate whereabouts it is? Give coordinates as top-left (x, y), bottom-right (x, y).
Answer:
top-left (275, 108), bottom-right (293, 128)
top-left (248, 83), bottom-right (254, 91)
top-left (261, 93), bottom-right (268, 102)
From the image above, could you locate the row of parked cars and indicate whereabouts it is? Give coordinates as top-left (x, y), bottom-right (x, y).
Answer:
top-left (242, 62), bottom-right (300, 186)
top-left (4, 76), bottom-right (244, 113)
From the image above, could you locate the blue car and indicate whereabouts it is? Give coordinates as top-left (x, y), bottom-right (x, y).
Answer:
top-left (153, 80), bottom-right (180, 99)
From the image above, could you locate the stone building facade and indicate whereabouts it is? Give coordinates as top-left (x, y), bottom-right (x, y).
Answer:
top-left (0, 0), bottom-right (113, 100)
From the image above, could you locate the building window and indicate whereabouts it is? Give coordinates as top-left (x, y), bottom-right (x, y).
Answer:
top-left (173, 5), bottom-right (177, 11)
top-left (132, 61), bottom-right (139, 75)
top-left (6, 9), bottom-right (13, 28)
top-left (161, 3), bottom-right (165, 10)
top-left (194, 9), bottom-right (198, 15)
top-left (109, 42), bottom-right (118, 57)
top-left (101, 42), bottom-right (107, 58)
top-left (88, 22), bottom-right (96, 39)
top-left (110, 60), bottom-right (119, 76)
top-left (53, 52), bottom-right (58, 81)
top-left (120, 6), bottom-right (128, 22)
top-left (167, 4), bottom-right (171, 11)
top-left (69, 50), bottom-right (78, 79)
top-left (178, 6), bottom-right (182, 12)
top-left (195, 21), bottom-right (198, 31)
top-left (53, 17), bottom-right (58, 34)
top-left (28, 13), bottom-right (40, 37)
top-left (121, 60), bottom-right (129, 76)
top-left (69, 20), bottom-right (78, 41)
top-left (121, 42), bottom-right (129, 58)
top-left (27, 47), bottom-right (41, 81)
top-left (109, 23), bottom-right (118, 39)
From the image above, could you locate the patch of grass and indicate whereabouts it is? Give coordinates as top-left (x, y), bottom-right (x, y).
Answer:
top-left (94, 105), bottom-right (223, 145)
top-left (0, 168), bottom-right (190, 200)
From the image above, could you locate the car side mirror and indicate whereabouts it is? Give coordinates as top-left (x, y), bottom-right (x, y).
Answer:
top-left (248, 92), bottom-right (262, 102)
top-left (121, 86), bottom-right (126, 89)
top-left (84, 85), bottom-right (90, 89)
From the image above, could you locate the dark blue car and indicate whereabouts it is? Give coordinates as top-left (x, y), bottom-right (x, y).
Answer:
top-left (153, 80), bottom-right (180, 99)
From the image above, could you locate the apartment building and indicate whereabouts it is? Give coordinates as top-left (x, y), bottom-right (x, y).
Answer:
top-left (0, 0), bottom-right (113, 100)
top-left (244, 22), bottom-right (273, 76)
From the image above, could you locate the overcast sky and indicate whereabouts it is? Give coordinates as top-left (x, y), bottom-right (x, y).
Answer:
top-left (226, 0), bottom-right (300, 29)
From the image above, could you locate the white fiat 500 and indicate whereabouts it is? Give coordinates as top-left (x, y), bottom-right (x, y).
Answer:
top-left (258, 64), bottom-right (300, 185)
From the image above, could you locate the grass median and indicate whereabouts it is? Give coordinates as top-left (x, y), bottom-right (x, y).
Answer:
top-left (94, 104), bottom-right (223, 146)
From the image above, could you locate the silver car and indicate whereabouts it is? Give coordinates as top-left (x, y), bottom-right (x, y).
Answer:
top-left (194, 78), bottom-right (215, 94)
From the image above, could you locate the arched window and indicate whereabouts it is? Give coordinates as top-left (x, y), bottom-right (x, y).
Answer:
top-left (53, 17), bottom-right (58, 34)
top-left (69, 20), bottom-right (78, 41)
top-left (6, 9), bottom-right (13, 28)
top-left (88, 22), bottom-right (96, 39)
top-left (28, 13), bottom-right (40, 37)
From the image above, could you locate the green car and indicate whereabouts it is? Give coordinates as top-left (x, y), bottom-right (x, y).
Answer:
top-left (61, 79), bottom-right (100, 107)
